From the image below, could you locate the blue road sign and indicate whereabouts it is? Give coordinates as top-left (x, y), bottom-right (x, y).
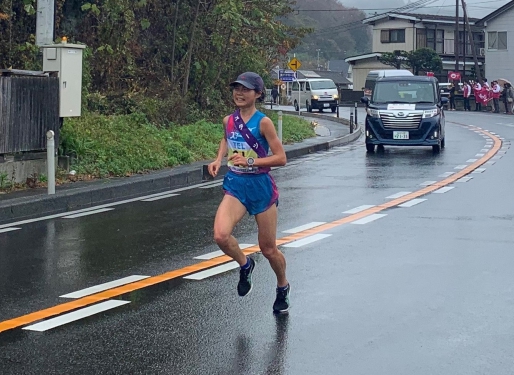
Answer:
top-left (279, 70), bottom-right (296, 82)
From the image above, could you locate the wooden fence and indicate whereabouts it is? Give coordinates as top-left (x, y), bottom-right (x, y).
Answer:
top-left (0, 70), bottom-right (60, 154)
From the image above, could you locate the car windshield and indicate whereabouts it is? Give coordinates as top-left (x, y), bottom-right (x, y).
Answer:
top-left (372, 81), bottom-right (436, 104)
top-left (310, 81), bottom-right (337, 90)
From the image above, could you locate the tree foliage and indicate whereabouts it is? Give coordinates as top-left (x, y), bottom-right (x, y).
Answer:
top-left (379, 48), bottom-right (443, 75)
top-left (0, 0), bottom-right (310, 123)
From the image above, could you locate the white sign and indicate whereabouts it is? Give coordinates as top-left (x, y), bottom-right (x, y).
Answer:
top-left (387, 104), bottom-right (416, 110)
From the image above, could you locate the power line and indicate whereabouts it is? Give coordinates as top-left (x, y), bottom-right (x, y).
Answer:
top-left (294, 0), bottom-right (507, 12)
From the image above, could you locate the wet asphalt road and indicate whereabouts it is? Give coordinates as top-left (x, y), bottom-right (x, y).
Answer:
top-left (1, 110), bottom-right (514, 374)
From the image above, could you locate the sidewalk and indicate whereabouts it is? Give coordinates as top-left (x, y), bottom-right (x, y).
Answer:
top-left (0, 115), bottom-right (362, 225)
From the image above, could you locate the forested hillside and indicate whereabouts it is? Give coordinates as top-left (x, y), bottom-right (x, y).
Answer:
top-left (0, 0), bottom-right (369, 123)
top-left (285, 0), bottom-right (371, 68)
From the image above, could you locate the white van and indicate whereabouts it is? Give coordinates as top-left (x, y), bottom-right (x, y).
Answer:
top-left (290, 78), bottom-right (339, 113)
top-left (364, 69), bottom-right (413, 97)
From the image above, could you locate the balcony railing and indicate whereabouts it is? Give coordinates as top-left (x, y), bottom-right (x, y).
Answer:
top-left (442, 39), bottom-right (485, 56)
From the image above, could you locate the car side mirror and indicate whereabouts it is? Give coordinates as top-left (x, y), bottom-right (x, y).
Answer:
top-left (440, 97), bottom-right (449, 105)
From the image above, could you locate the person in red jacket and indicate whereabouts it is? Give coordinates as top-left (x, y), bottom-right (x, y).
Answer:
top-left (463, 80), bottom-right (472, 111)
top-left (491, 81), bottom-right (501, 113)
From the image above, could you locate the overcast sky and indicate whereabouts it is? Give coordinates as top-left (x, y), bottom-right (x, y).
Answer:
top-left (340, 0), bottom-right (511, 18)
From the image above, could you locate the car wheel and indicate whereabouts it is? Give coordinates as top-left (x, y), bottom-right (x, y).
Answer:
top-left (432, 144), bottom-right (441, 153)
top-left (366, 143), bottom-right (375, 153)
top-left (331, 106), bottom-right (337, 113)
top-left (319, 108), bottom-right (323, 112)
top-left (441, 137), bottom-right (445, 148)
top-left (294, 100), bottom-right (299, 111)
top-left (377, 144), bottom-right (385, 152)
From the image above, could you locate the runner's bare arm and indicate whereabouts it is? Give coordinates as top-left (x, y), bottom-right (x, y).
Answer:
top-left (208, 116), bottom-right (229, 177)
top-left (254, 116), bottom-right (287, 168)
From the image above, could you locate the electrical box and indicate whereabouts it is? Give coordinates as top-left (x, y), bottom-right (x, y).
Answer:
top-left (42, 43), bottom-right (86, 117)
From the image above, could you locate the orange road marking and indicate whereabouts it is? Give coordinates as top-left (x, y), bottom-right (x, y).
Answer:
top-left (0, 124), bottom-right (502, 334)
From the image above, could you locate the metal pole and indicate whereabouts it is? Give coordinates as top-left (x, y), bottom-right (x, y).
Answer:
top-left (350, 112), bottom-right (354, 134)
top-left (354, 102), bottom-right (358, 127)
top-left (461, 0), bottom-right (482, 82)
top-left (278, 111), bottom-right (283, 144)
top-left (337, 104), bottom-right (339, 118)
top-left (46, 130), bottom-right (55, 195)
top-left (455, 0), bottom-right (460, 75)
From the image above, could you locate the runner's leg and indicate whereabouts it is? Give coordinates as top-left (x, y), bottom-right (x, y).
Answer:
top-left (255, 204), bottom-right (288, 287)
top-left (213, 194), bottom-right (248, 266)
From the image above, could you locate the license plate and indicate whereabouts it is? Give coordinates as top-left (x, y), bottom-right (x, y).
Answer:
top-left (393, 131), bottom-right (409, 140)
top-left (324, 103), bottom-right (329, 107)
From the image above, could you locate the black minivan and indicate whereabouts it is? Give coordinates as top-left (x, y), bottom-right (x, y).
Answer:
top-left (361, 76), bottom-right (448, 153)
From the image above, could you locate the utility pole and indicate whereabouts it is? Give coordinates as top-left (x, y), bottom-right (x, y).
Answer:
top-left (455, 0), bottom-right (460, 75)
top-left (36, 0), bottom-right (55, 46)
top-left (316, 49), bottom-right (321, 70)
top-left (461, 0), bottom-right (482, 82)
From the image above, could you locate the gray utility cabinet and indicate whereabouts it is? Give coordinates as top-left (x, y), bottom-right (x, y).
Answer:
top-left (42, 43), bottom-right (86, 117)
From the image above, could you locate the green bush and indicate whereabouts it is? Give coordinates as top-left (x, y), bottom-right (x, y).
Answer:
top-left (60, 110), bottom-right (315, 177)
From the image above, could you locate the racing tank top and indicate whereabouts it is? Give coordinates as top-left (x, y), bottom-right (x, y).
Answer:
top-left (225, 110), bottom-right (269, 174)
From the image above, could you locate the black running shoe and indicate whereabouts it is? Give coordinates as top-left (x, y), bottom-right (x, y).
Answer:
top-left (273, 284), bottom-right (291, 313)
top-left (237, 257), bottom-right (255, 297)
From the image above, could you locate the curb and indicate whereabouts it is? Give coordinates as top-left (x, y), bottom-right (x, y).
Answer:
top-left (0, 118), bottom-right (362, 225)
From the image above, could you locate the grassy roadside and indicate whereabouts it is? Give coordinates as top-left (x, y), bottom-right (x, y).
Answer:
top-left (59, 109), bottom-right (315, 179)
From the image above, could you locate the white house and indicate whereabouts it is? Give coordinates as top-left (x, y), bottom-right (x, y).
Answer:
top-left (476, 1), bottom-right (514, 82)
top-left (346, 12), bottom-right (485, 91)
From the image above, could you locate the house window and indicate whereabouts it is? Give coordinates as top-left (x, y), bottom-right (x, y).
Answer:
top-left (427, 29), bottom-right (444, 53)
top-left (381, 29), bottom-right (406, 43)
top-left (488, 31), bottom-right (507, 50)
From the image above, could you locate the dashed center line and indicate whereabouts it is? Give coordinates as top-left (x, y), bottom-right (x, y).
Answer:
top-left (398, 199), bottom-right (427, 208)
top-left (351, 214), bottom-right (388, 225)
top-left (343, 205), bottom-right (376, 214)
top-left (283, 222), bottom-right (326, 234)
top-left (62, 208), bottom-right (115, 219)
top-left (282, 234), bottom-right (332, 248)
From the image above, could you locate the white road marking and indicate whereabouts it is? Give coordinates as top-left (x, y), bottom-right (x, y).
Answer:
top-left (60, 275), bottom-right (150, 298)
top-left (485, 161), bottom-right (496, 165)
top-left (184, 262), bottom-right (240, 280)
top-left (0, 227), bottom-right (21, 234)
top-left (398, 199), bottom-right (427, 208)
top-left (62, 208), bottom-right (114, 219)
top-left (283, 222), bottom-right (326, 234)
top-left (420, 181), bottom-right (436, 187)
top-left (351, 214), bottom-right (388, 225)
top-left (141, 193), bottom-right (180, 202)
top-left (439, 172), bottom-right (454, 177)
top-left (475, 154), bottom-right (485, 157)
top-left (200, 181), bottom-right (223, 189)
top-left (23, 300), bottom-right (130, 332)
top-left (282, 234), bottom-right (332, 248)
top-left (343, 205), bottom-right (376, 214)
top-left (457, 176), bottom-right (473, 183)
top-left (492, 155), bottom-right (503, 160)
top-left (194, 244), bottom-right (255, 260)
top-left (480, 149), bottom-right (489, 153)
top-left (433, 187), bottom-right (455, 194)
top-left (386, 192), bottom-right (411, 199)
top-left (454, 165), bottom-right (468, 170)
top-left (466, 159), bottom-right (478, 163)
top-left (472, 168), bottom-right (486, 174)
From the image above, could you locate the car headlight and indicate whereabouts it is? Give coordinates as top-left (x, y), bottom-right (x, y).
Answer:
top-left (368, 109), bottom-right (380, 118)
top-left (312, 95), bottom-right (319, 100)
top-left (333, 94), bottom-right (339, 100)
top-left (423, 109), bottom-right (439, 118)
